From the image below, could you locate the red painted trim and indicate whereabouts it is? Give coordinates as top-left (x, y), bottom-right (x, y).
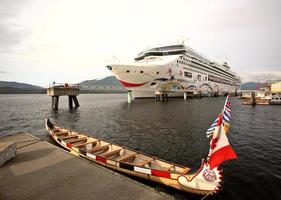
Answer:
top-left (96, 155), bottom-right (107, 163)
top-left (66, 143), bottom-right (72, 148)
top-left (151, 169), bottom-right (171, 179)
top-left (118, 79), bottom-right (147, 87)
top-left (209, 145), bottom-right (237, 169)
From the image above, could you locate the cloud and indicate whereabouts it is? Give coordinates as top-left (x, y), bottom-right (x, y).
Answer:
top-left (0, 25), bottom-right (28, 53)
top-left (0, 0), bottom-right (29, 53)
top-left (241, 70), bottom-right (281, 82)
top-left (212, 0), bottom-right (281, 30)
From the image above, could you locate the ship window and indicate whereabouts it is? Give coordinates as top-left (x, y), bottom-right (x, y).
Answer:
top-left (184, 72), bottom-right (192, 78)
top-left (140, 71), bottom-right (143, 73)
top-left (126, 70), bottom-right (130, 73)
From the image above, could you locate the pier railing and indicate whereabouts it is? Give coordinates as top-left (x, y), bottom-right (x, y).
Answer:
top-left (49, 83), bottom-right (79, 89)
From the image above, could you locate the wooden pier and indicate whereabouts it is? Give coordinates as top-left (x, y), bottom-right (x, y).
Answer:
top-left (47, 83), bottom-right (80, 110)
top-left (239, 90), bottom-right (271, 105)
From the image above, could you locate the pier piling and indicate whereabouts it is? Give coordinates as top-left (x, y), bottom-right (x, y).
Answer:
top-left (69, 96), bottom-right (73, 109)
top-left (52, 96), bottom-right (59, 110)
top-left (251, 92), bottom-right (256, 105)
top-left (51, 96), bottom-right (55, 109)
top-left (73, 95), bottom-right (80, 107)
top-left (128, 90), bottom-right (133, 103)
top-left (155, 91), bottom-right (168, 102)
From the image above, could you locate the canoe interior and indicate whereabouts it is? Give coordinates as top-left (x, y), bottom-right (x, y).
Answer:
top-left (52, 126), bottom-right (191, 174)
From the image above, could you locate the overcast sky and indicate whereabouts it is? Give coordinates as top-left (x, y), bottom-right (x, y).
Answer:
top-left (0, 0), bottom-right (281, 86)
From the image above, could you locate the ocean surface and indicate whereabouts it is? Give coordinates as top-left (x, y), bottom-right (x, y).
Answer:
top-left (0, 94), bottom-right (281, 200)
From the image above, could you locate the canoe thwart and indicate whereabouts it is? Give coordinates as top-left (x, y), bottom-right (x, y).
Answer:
top-left (90, 144), bottom-right (110, 153)
top-left (66, 137), bottom-right (88, 144)
top-left (100, 148), bottom-right (122, 157)
top-left (73, 140), bottom-right (98, 148)
top-left (135, 158), bottom-right (154, 167)
top-left (60, 134), bottom-right (79, 140)
top-left (55, 131), bottom-right (69, 136)
top-left (118, 153), bottom-right (137, 162)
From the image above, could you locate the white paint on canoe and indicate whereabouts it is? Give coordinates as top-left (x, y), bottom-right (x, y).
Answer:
top-left (61, 141), bottom-right (66, 146)
top-left (86, 152), bottom-right (96, 160)
top-left (134, 166), bottom-right (151, 175)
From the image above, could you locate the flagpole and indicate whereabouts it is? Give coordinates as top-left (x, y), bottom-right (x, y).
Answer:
top-left (222, 95), bottom-right (229, 112)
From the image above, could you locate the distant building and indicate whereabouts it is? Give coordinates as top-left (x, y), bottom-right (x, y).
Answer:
top-left (270, 81), bottom-right (281, 104)
top-left (271, 81), bottom-right (281, 93)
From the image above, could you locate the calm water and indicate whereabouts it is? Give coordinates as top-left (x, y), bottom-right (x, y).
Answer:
top-left (0, 94), bottom-right (281, 200)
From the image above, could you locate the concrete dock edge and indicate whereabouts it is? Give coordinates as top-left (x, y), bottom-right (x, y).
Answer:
top-left (0, 133), bottom-right (172, 200)
top-left (0, 142), bottom-right (16, 167)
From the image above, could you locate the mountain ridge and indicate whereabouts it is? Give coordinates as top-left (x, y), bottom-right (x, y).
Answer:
top-left (0, 86), bottom-right (46, 94)
top-left (0, 81), bottom-right (43, 89)
top-left (79, 76), bottom-right (123, 87)
top-left (0, 77), bottom-right (266, 93)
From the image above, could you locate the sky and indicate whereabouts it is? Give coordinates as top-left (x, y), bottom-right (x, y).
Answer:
top-left (0, 0), bottom-right (281, 87)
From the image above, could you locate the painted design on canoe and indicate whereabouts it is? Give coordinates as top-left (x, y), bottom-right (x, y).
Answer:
top-left (45, 118), bottom-right (223, 195)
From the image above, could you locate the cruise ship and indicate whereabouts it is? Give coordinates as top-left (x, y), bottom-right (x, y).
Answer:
top-left (106, 42), bottom-right (241, 98)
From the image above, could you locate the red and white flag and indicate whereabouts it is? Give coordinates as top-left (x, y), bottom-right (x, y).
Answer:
top-left (208, 113), bottom-right (237, 169)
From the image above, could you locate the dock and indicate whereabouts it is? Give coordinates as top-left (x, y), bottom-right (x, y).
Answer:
top-left (47, 83), bottom-right (80, 110)
top-left (0, 133), bottom-right (171, 200)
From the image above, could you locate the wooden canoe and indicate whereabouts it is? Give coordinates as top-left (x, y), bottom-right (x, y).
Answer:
top-left (45, 118), bottom-right (223, 195)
